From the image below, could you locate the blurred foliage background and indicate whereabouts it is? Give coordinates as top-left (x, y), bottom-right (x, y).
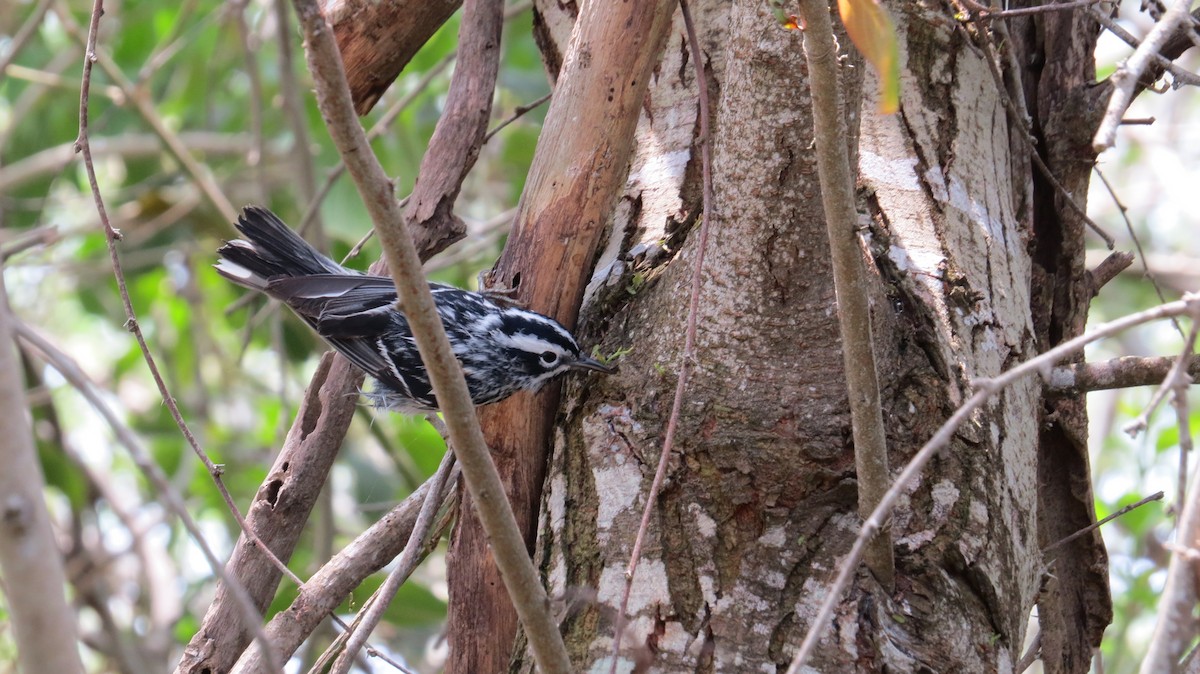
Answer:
top-left (0, 0), bottom-right (1196, 671)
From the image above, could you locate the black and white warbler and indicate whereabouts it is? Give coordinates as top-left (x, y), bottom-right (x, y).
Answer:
top-left (216, 206), bottom-right (613, 412)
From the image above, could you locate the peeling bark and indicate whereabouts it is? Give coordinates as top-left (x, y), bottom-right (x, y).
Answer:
top-left (510, 0), bottom-right (1108, 671)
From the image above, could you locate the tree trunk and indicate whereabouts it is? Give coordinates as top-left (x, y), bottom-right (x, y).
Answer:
top-left (504, 0), bottom-right (1110, 670)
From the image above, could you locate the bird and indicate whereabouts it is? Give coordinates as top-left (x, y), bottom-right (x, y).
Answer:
top-left (215, 206), bottom-right (613, 412)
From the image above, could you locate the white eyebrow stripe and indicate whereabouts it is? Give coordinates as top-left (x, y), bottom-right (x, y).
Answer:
top-left (493, 331), bottom-right (566, 356)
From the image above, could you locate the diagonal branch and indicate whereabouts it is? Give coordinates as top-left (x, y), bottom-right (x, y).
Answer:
top-left (228, 467), bottom-right (459, 672)
top-left (289, 0), bottom-right (573, 671)
top-left (1093, 0), bottom-right (1199, 151)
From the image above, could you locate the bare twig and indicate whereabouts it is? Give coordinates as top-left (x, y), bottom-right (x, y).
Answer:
top-left (787, 293), bottom-right (1200, 671)
top-left (1046, 355), bottom-right (1200, 393)
top-left (1089, 7), bottom-right (1200, 89)
top-left (799, 0), bottom-right (894, 587)
top-left (0, 132), bottom-right (256, 194)
top-left (1094, 0), bottom-right (1198, 151)
top-left (273, 0), bottom-right (326, 248)
top-left (229, 467), bottom-right (459, 672)
top-left (1092, 165), bottom-right (1184, 337)
top-left (961, 0), bottom-right (1110, 21)
top-left (295, 53), bottom-right (456, 236)
top-left (611, 0), bottom-right (715, 667)
top-left (231, 0), bottom-right (269, 204)
top-left (483, 92), bottom-right (552, 142)
top-left (1016, 626), bottom-right (1042, 674)
top-left (15, 321), bottom-right (280, 672)
top-left (1087, 250), bottom-right (1135, 297)
top-left (1122, 319), bottom-right (1198, 439)
top-left (289, 0), bottom-right (573, 671)
top-left (330, 451), bottom-right (456, 673)
top-left (1044, 491), bottom-right (1164, 552)
top-left (1, 225), bottom-right (60, 260)
top-left (73, 3), bottom-right (278, 669)
top-left (294, 0), bottom-right (532, 237)
top-left (1, 62), bottom-right (123, 101)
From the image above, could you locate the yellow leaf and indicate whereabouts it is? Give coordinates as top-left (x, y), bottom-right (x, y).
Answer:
top-left (838, 0), bottom-right (900, 114)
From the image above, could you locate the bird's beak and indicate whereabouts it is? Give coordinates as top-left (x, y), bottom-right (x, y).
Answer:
top-left (571, 356), bottom-right (617, 374)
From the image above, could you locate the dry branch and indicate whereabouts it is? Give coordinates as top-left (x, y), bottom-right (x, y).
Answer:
top-left (1047, 355), bottom-right (1200, 394)
top-left (229, 469), bottom-right (458, 671)
top-left (319, 0), bottom-right (461, 115)
top-left (1093, 0), bottom-right (1198, 151)
top-left (175, 355), bottom-right (362, 674)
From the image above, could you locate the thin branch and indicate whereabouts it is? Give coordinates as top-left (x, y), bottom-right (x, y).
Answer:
top-left (134, 0), bottom-right (205, 84)
top-left (73, 3), bottom-right (278, 669)
top-left (1016, 626), bottom-right (1041, 674)
top-left (1090, 7), bottom-right (1200, 89)
top-left (799, 0), bottom-right (894, 587)
top-left (1087, 250), bottom-right (1135, 297)
top-left (612, 0), bottom-right (715, 667)
top-left (294, 0), bottom-right (532, 237)
top-left (1, 62), bottom-right (124, 101)
top-left (1047, 355), bottom-right (1200, 393)
top-left (288, 0), bottom-right (573, 671)
top-left (961, 0), bottom-right (1110, 21)
top-left (295, 52), bottom-right (456, 236)
top-left (273, 0), bottom-right (326, 248)
top-left (1093, 165), bottom-right (1184, 338)
top-left (1, 225), bottom-right (60, 260)
top-left (1122, 320), bottom-right (1198, 438)
top-left (483, 92), bottom-right (552, 142)
top-left (1094, 0), bottom-right (1198, 151)
top-left (229, 467), bottom-right (459, 672)
top-left (0, 132), bottom-right (256, 194)
top-left (787, 293), bottom-right (1200, 671)
top-left (330, 451), bottom-right (456, 673)
top-left (15, 321), bottom-right (279, 672)
top-left (231, 0), bottom-right (269, 204)
top-left (1044, 491), bottom-right (1164, 552)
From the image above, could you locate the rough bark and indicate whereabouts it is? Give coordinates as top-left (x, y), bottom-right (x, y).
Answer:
top-left (1010, 8), bottom-right (1114, 672)
top-left (511, 0), bottom-right (1108, 671)
top-left (444, 1), bottom-right (676, 671)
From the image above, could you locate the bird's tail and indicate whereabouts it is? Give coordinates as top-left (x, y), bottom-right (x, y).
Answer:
top-left (215, 206), bottom-right (343, 292)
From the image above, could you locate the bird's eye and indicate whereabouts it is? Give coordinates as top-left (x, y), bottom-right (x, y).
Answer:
top-left (540, 351), bottom-right (558, 365)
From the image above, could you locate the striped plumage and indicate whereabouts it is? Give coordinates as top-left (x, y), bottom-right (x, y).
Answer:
top-left (216, 206), bottom-right (611, 412)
